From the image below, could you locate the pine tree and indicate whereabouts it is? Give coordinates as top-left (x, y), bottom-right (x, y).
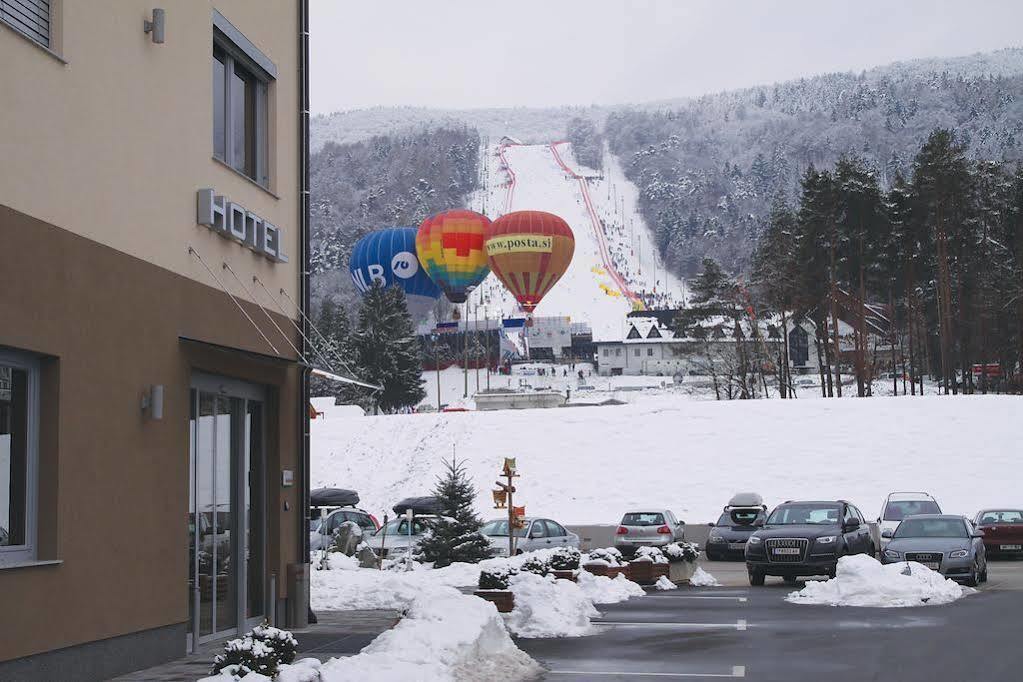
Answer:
top-left (416, 458), bottom-right (493, 568)
top-left (690, 258), bottom-right (731, 305)
top-left (350, 284), bottom-right (426, 413)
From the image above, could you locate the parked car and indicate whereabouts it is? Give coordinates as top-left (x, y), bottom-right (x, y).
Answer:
top-left (613, 509), bottom-right (685, 556)
top-left (368, 515), bottom-right (447, 559)
top-left (310, 506), bottom-right (380, 551)
top-left (878, 492), bottom-right (942, 542)
top-left (973, 508), bottom-right (1023, 557)
top-left (481, 517), bottom-right (580, 556)
top-left (706, 493), bottom-right (767, 561)
top-left (745, 500), bottom-right (875, 585)
top-left (881, 514), bottom-right (987, 586)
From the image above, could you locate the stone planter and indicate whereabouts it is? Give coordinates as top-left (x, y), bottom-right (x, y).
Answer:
top-left (669, 560), bottom-right (697, 584)
top-left (583, 562), bottom-right (610, 577)
top-left (474, 590), bottom-right (515, 613)
top-left (628, 560), bottom-right (658, 585)
top-left (552, 569), bottom-right (577, 582)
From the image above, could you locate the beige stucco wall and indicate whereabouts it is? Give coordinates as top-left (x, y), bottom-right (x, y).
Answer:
top-left (0, 0), bottom-right (301, 312)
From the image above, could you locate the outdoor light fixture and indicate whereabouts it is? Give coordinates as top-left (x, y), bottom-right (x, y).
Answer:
top-left (144, 8), bottom-right (166, 44)
top-left (141, 384), bottom-right (164, 420)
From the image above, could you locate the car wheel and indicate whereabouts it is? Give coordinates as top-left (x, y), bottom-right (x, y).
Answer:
top-left (980, 561), bottom-right (988, 583)
top-left (783, 575), bottom-right (798, 585)
top-left (827, 567), bottom-right (836, 579)
top-left (706, 553), bottom-right (719, 561)
top-left (964, 562), bottom-right (979, 587)
top-left (748, 569), bottom-right (765, 586)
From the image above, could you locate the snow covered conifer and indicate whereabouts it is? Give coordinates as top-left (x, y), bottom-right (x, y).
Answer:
top-left (417, 458), bottom-right (492, 568)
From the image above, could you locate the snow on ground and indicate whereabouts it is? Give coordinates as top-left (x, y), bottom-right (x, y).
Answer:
top-left (786, 555), bottom-right (974, 607)
top-left (654, 575), bottom-right (677, 591)
top-left (689, 567), bottom-right (721, 587)
top-left (311, 587), bottom-right (542, 682)
top-left (575, 570), bottom-right (647, 604)
top-left (503, 572), bottom-right (600, 638)
top-left (468, 142), bottom-right (685, 341)
top-left (312, 394), bottom-right (1021, 525)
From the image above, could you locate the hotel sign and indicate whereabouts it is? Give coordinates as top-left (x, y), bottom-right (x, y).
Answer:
top-left (196, 188), bottom-right (288, 263)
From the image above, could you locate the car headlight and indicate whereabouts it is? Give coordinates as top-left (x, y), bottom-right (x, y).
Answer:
top-left (816, 536), bottom-right (836, 545)
top-left (884, 549), bottom-right (901, 559)
top-left (748, 536), bottom-right (762, 545)
top-left (708, 533), bottom-right (726, 543)
top-left (949, 550), bottom-right (968, 559)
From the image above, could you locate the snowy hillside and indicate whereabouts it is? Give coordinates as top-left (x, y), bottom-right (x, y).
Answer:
top-left (311, 395), bottom-right (1021, 526)
top-left (468, 141), bottom-right (686, 340)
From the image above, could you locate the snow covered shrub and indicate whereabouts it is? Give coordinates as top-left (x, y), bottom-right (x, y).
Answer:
top-left (210, 623), bottom-right (298, 678)
top-left (664, 541), bottom-right (701, 562)
top-left (585, 547), bottom-right (623, 566)
top-left (519, 554), bottom-right (552, 576)
top-left (479, 562), bottom-right (517, 590)
top-left (633, 546), bottom-right (668, 563)
top-left (549, 546), bottom-right (582, 571)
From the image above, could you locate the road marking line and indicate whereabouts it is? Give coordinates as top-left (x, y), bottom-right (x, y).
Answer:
top-left (594, 621), bottom-right (748, 630)
top-left (643, 595), bottom-right (748, 602)
top-left (548, 667), bottom-right (745, 678)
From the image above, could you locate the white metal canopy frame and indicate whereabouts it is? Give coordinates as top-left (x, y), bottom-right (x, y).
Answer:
top-left (187, 245), bottom-right (381, 390)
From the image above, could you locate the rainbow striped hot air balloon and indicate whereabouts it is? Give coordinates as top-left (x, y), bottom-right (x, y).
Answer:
top-left (484, 210), bottom-right (575, 313)
top-left (415, 209), bottom-right (491, 304)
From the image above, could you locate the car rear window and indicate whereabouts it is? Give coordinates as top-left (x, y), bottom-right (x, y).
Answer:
top-left (622, 513), bottom-right (665, 526)
top-left (884, 500), bottom-right (941, 521)
top-left (978, 510), bottom-right (1023, 524)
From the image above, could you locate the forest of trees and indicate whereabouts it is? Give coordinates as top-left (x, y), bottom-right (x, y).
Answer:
top-left (565, 116), bottom-right (604, 170)
top-left (309, 126), bottom-right (481, 311)
top-left (745, 128), bottom-right (1023, 397)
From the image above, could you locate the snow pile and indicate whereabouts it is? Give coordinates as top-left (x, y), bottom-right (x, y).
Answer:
top-left (311, 555), bottom-right (482, 611)
top-left (315, 587), bottom-right (542, 682)
top-left (654, 575), bottom-right (677, 590)
top-left (312, 395), bottom-right (1021, 525)
top-left (504, 572), bottom-right (600, 638)
top-left (276, 659), bottom-right (324, 682)
top-left (576, 570), bottom-right (645, 604)
top-left (786, 555), bottom-right (974, 608)
top-left (689, 567), bottom-right (721, 587)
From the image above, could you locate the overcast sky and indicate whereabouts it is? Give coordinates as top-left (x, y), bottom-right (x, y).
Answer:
top-left (310, 0), bottom-right (1023, 114)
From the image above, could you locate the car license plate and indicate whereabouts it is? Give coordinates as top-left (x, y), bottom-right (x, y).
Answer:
top-left (728, 543), bottom-right (746, 550)
top-left (1001, 544), bottom-right (1022, 550)
top-left (773, 548), bottom-right (800, 555)
top-left (923, 561), bottom-right (940, 570)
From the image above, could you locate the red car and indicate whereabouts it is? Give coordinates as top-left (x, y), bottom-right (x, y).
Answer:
top-left (974, 509), bottom-right (1023, 557)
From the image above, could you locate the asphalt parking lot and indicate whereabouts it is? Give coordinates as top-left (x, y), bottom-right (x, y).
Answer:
top-left (518, 559), bottom-right (1023, 681)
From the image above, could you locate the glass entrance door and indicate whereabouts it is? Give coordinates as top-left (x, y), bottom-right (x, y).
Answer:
top-left (188, 376), bottom-right (265, 649)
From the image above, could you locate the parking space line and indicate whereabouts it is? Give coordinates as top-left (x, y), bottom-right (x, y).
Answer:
top-left (594, 621), bottom-right (748, 631)
top-left (548, 665), bottom-right (745, 677)
top-left (642, 595), bottom-right (748, 602)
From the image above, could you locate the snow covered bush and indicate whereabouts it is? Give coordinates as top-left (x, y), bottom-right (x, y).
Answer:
top-left (504, 571), bottom-right (600, 638)
top-left (210, 623), bottom-right (298, 679)
top-left (519, 554), bottom-right (552, 576)
top-left (664, 541), bottom-right (701, 562)
top-left (479, 562), bottom-right (517, 590)
top-left (549, 546), bottom-right (582, 571)
top-left (633, 546), bottom-right (668, 563)
top-left (584, 547), bottom-right (624, 566)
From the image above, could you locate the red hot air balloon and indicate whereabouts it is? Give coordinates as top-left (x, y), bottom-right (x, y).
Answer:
top-left (484, 210), bottom-right (575, 313)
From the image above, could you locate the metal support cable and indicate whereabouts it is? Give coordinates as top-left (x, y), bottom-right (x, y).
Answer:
top-left (222, 262), bottom-right (311, 365)
top-left (275, 283), bottom-right (362, 380)
top-left (188, 246), bottom-right (280, 355)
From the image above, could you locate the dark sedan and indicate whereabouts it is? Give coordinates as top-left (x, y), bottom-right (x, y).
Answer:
top-left (706, 509), bottom-right (766, 560)
top-left (974, 509), bottom-right (1023, 557)
top-left (745, 500), bottom-right (875, 585)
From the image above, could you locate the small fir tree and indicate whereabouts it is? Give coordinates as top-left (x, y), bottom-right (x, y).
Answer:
top-left (417, 458), bottom-right (492, 568)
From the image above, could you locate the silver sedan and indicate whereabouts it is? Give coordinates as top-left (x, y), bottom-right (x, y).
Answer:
top-left (880, 514), bottom-right (987, 586)
top-left (482, 517), bottom-right (580, 556)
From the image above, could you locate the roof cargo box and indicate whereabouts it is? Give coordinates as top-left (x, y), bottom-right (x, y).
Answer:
top-left (392, 496), bottom-right (444, 516)
top-left (310, 488), bottom-right (360, 508)
top-left (726, 492), bottom-right (764, 510)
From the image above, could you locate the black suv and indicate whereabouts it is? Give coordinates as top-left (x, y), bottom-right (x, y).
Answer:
top-left (745, 500), bottom-right (875, 586)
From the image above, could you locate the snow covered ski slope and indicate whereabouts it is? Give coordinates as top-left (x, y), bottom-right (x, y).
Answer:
top-left (469, 142), bottom-right (686, 341)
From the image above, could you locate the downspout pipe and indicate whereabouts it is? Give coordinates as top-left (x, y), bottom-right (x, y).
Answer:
top-left (298, 0), bottom-right (311, 600)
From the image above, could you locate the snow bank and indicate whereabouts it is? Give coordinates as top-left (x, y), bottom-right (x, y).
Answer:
top-left (315, 587), bottom-right (542, 682)
top-left (504, 572), bottom-right (600, 638)
top-left (575, 570), bottom-right (646, 604)
top-left (312, 395), bottom-right (1021, 525)
top-left (689, 567), bottom-right (721, 587)
top-left (786, 555), bottom-right (974, 608)
top-left (654, 575), bottom-right (677, 590)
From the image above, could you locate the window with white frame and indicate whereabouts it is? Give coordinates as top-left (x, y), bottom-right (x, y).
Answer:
top-left (212, 13), bottom-right (274, 188)
top-left (1, 0), bottom-right (51, 49)
top-left (0, 350), bottom-right (38, 565)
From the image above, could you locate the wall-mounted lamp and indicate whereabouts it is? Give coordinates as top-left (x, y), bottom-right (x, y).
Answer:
top-left (144, 8), bottom-right (166, 44)
top-left (141, 385), bottom-right (164, 420)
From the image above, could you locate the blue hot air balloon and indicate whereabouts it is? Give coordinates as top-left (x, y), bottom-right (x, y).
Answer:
top-left (349, 227), bottom-right (442, 319)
